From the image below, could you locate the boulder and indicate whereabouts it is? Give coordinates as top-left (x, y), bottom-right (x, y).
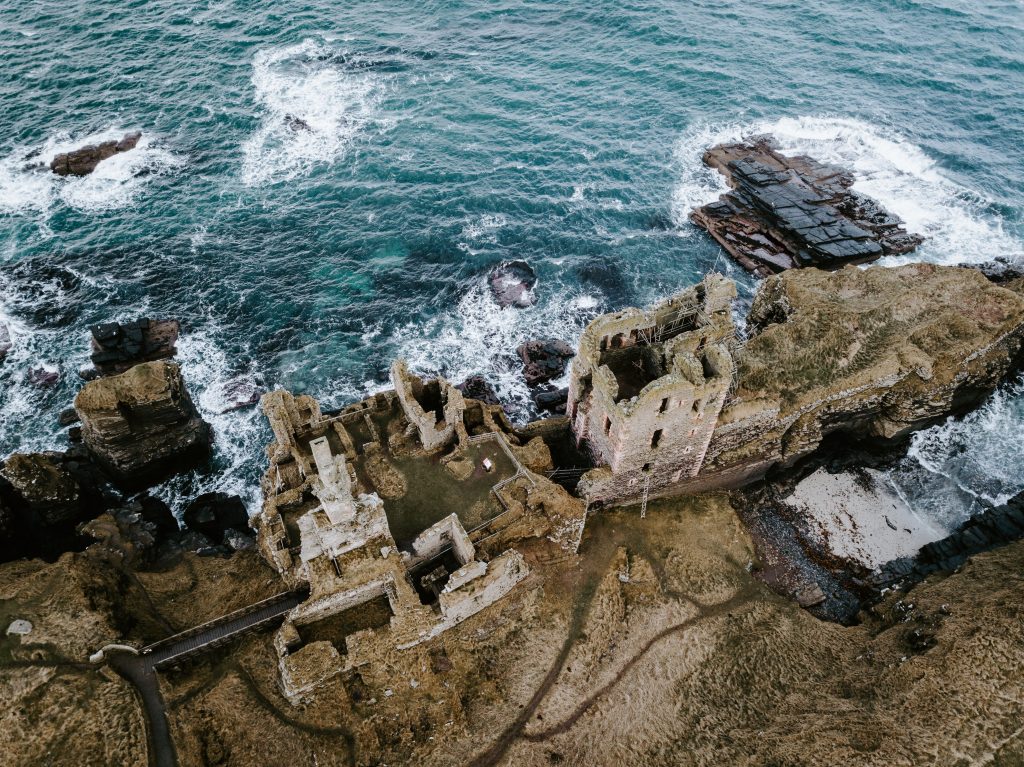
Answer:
top-left (183, 493), bottom-right (249, 543)
top-left (213, 376), bottom-right (265, 414)
top-left (517, 339), bottom-right (575, 387)
top-left (49, 131), bottom-right (142, 177)
top-left (87, 318), bottom-right (179, 377)
top-left (691, 136), bottom-right (923, 276)
top-left (74, 361), bottom-right (213, 490)
top-left (455, 375), bottom-right (501, 406)
top-left (488, 260), bottom-right (537, 308)
top-left (26, 366), bottom-right (59, 387)
top-left (534, 387), bottom-right (568, 414)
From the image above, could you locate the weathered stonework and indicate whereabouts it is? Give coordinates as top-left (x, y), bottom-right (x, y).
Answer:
top-left (390, 359), bottom-right (466, 452)
top-left (255, 374), bottom-right (585, 702)
top-left (569, 274), bottom-right (738, 505)
top-left (575, 265), bottom-right (1024, 507)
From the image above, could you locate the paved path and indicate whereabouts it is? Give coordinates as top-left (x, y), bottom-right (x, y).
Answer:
top-left (106, 590), bottom-right (306, 767)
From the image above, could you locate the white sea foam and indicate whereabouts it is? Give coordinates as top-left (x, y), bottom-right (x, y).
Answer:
top-left (0, 128), bottom-right (181, 218)
top-left (241, 39), bottom-right (388, 186)
top-left (151, 329), bottom-right (265, 516)
top-left (460, 213), bottom-right (508, 240)
top-left (672, 115), bottom-right (1022, 266)
top-left (886, 377), bottom-right (1024, 530)
top-left (384, 278), bottom-right (601, 419)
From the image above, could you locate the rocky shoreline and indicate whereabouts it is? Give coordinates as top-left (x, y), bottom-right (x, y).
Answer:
top-left (2, 139), bottom-right (1024, 766)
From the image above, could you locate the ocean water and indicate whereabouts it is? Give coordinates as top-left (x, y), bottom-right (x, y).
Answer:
top-left (0, 0), bottom-right (1022, 522)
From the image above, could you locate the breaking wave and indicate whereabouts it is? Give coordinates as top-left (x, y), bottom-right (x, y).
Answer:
top-left (381, 277), bottom-right (601, 420)
top-left (240, 39), bottom-right (389, 186)
top-left (887, 376), bottom-right (1024, 531)
top-left (671, 115), bottom-right (1023, 267)
top-left (0, 129), bottom-right (181, 217)
top-left (150, 329), bottom-right (266, 517)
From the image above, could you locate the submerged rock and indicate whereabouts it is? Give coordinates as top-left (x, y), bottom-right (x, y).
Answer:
top-left (49, 131), bottom-right (142, 177)
top-left (691, 136), bottom-right (923, 276)
top-left (26, 365), bottom-right (59, 387)
top-left (214, 375), bottom-right (265, 413)
top-left (87, 317), bottom-right (179, 377)
top-left (517, 339), bottom-right (574, 387)
top-left (74, 361), bottom-right (213, 490)
top-left (488, 260), bottom-right (537, 308)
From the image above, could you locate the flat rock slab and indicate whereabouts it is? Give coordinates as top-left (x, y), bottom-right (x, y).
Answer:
top-left (89, 318), bottom-right (179, 377)
top-left (691, 136), bottom-right (923, 276)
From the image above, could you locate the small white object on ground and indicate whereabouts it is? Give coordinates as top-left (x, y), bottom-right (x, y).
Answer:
top-left (482, 458), bottom-right (493, 472)
top-left (6, 619), bottom-right (33, 636)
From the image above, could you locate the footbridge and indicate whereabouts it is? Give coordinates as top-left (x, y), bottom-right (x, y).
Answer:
top-left (141, 589), bottom-right (307, 670)
top-left (104, 588), bottom-right (308, 767)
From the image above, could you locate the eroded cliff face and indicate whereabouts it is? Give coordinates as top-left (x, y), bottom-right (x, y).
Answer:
top-left (74, 360), bottom-right (212, 490)
top-left (705, 264), bottom-right (1024, 480)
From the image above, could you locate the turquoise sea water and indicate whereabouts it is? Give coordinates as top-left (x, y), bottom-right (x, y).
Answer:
top-left (0, 0), bottom-right (1022, 523)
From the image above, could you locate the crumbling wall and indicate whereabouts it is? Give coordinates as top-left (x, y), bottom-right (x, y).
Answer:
top-left (569, 274), bottom-right (737, 507)
top-left (437, 549), bottom-right (529, 627)
top-left (390, 359), bottom-right (466, 452)
top-left (408, 513), bottom-right (475, 567)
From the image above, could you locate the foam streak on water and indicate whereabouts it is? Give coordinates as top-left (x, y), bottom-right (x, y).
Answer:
top-left (240, 39), bottom-right (388, 186)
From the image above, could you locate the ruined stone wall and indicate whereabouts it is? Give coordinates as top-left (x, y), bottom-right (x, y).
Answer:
top-left (390, 359), bottom-right (466, 452)
top-left (408, 513), bottom-right (475, 567)
top-left (568, 274), bottom-right (737, 506)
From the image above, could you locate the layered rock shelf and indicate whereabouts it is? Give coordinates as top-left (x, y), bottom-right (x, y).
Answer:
top-left (87, 318), bottom-right (180, 377)
top-left (74, 360), bottom-right (212, 490)
top-left (691, 137), bottom-right (923, 276)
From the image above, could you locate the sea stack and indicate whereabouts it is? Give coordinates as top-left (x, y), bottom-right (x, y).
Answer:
top-left (74, 360), bottom-right (213, 490)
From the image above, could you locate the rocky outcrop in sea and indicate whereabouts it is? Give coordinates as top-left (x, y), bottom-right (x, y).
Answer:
top-left (49, 131), bottom-right (142, 176)
top-left (691, 137), bottom-right (923, 276)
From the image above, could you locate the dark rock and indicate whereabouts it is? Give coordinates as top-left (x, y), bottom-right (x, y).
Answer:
top-left (456, 375), bottom-right (502, 406)
top-left (517, 339), bottom-right (575, 387)
top-left (26, 366), bottom-right (59, 387)
top-left (58, 407), bottom-right (80, 426)
top-left (285, 115), bottom-right (312, 132)
top-left (0, 450), bottom-right (114, 562)
top-left (67, 426), bottom-right (83, 442)
top-left (88, 317), bottom-right (179, 377)
top-left (50, 131), bottom-right (142, 177)
top-left (691, 136), bottom-right (923, 276)
top-left (488, 260), bottom-right (537, 308)
top-left (74, 361), bottom-right (213, 491)
top-left (135, 493), bottom-right (178, 537)
top-left (183, 492), bottom-right (249, 543)
top-left (214, 376), bottom-right (265, 414)
top-left (534, 387), bottom-right (568, 414)
top-left (968, 258), bottom-right (1024, 284)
